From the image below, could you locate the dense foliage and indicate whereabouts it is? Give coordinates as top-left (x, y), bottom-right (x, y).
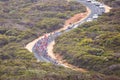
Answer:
top-left (1, 43), bottom-right (104, 80)
top-left (97, 0), bottom-right (120, 8)
top-left (0, 0), bottom-right (120, 79)
top-left (54, 7), bottom-right (120, 78)
top-left (0, 0), bottom-right (86, 33)
top-left (0, 0), bottom-right (92, 80)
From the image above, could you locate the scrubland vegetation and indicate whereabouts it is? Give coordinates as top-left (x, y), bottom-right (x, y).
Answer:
top-left (0, 0), bottom-right (120, 79)
top-left (98, 0), bottom-right (120, 8)
top-left (54, 0), bottom-right (120, 79)
top-left (0, 0), bottom-right (90, 80)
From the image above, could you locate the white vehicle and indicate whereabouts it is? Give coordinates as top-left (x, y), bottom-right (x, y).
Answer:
top-left (91, 1), bottom-right (97, 4)
top-left (91, 1), bottom-right (100, 6)
top-left (99, 4), bottom-right (104, 8)
top-left (67, 24), bottom-right (74, 29)
top-left (95, 2), bottom-right (101, 6)
top-left (87, 0), bottom-right (91, 2)
top-left (92, 14), bottom-right (98, 19)
top-left (86, 18), bottom-right (93, 22)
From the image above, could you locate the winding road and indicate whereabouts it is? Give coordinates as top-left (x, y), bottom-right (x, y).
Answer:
top-left (25, 0), bottom-right (111, 71)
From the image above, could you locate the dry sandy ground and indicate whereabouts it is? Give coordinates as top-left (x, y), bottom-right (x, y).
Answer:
top-left (25, 4), bottom-right (111, 72)
top-left (47, 41), bottom-right (88, 72)
top-left (25, 7), bottom-right (90, 72)
top-left (25, 7), bottom-right (90, 53)
top-left (46, 5), bottom-right (112, 71)
top-left (46, 7), bottom-right (90, 72)
top-left (25, 36), bottom-right (43, 52)
top-left (26, 6), bottom-right (91, 73)
top-left (104, 5), bottom-right (112, 13)
top-left (46, 5), bottom-right (112, 72)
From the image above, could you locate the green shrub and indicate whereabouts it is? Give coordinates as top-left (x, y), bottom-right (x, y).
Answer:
top-left (36, 18), bottom-right (64, 32)
top-left (0, 35), bottom-right (8, 47)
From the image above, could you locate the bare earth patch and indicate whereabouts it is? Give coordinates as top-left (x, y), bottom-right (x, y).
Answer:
top-left (57, 7), bottom-right (91, 32)
top-left (65, 12), bottom-right (87, 25)
top-left (25, 7), bottom-right (90, 53)
top-left (25, 2), bottom-right (112, 72)
top-left (104, 5), bottom-right (112, 13)
top-left (47, 41), bottom-right (88, 72)
top-left (47, 8), bottom-right (90, 72)
top-left (25, 7), bottom-right (90, 72)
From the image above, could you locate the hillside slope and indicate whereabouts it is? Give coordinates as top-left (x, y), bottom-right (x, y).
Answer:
top-left (0, 0), bottom-right (91, 80)
top-left (54, 2), bottom-right (120, 79)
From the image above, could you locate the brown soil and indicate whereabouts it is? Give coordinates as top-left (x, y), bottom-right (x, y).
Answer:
top-left (56, 54), bottom-right (88, 72)
top-left (26, 7), bottom-right (90, 72)
top-left (47, 7), bottom-right (90, 72)
top-left (57, 7), bottom-right (91, 32)
top-left (47, 41), bottom-right (88, 72)
top-left (104, 5), bottom-right (112, 13)
top-left (65, 12), bottom-right (87, 26)
top-left (49, 5), bottom-right (111, 72)
top-left (25, 3), bottom-right (111, 73)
